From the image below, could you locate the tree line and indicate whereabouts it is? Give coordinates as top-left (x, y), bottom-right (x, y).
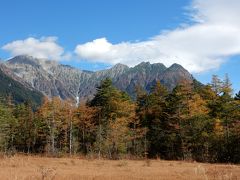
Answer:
top-left (0, 75), bottom-right (240, 163)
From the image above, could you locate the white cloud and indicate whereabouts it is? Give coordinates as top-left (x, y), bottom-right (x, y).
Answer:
top-left (74, 0), bottom-right (240, 73)
top-left (75, 38), bottom-right (112, 61)
top-left (2, 36), bottom-right (69, 60)
top-left (190, 0), bottom-right (240, 25)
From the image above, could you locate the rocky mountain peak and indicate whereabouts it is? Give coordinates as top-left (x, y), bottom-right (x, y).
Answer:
top-left (112, 63), bottom-right (129, 71)
top-left (168, 63), bottom-right (185, 71)
top-left (7, 55), bottom-right (59, 70)
top-left (135, 61), bottom-right (151, 68)
top-left (151, 63), bottom-right (167, 71)
top-left (7, 55), bottom-right (41, 67)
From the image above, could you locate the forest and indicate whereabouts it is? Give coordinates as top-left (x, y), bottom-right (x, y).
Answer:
top-left (0, 75), bottom-right (240, 163)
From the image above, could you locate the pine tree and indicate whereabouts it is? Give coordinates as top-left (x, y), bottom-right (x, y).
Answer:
top-left (135, 85), bottom-right (149, 157)
top-left (234, 91), bottom-right (240, 100)
top-left (89, 78), bottom-right (119, 157)
top-left (13, 102), bottom-right (35, 153)
top-left (211, 75), bottom-right (222, 95)
top-left (90, 78), bottom-right (145, 158)
top-left (0, 97), bottom-right (16, 153)
top-left (0, 96), bottom-right (17, 153)
top-left (144, 81), bottom-right (169, 158)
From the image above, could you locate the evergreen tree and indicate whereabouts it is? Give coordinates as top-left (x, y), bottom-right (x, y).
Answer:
top-left (13, 102), bottom-right (35, 153)
top-left (234, 91), bottom-right (240, 100)
top-left (211, 75), bottom-right (222, 95)
top-left (0, 97), bottom-right (17, 153)
top-left (165, 81), bottom-right (194, 160)
top-left (144, 81), bottom-right (169, 158)
top-left (90, 78), bottom-right (144, 158)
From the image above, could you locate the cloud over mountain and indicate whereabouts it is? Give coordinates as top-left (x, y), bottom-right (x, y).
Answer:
top-left (74, 0), bottom-right (240, 73)
top-left (2, 37), bottom-right (70, 61)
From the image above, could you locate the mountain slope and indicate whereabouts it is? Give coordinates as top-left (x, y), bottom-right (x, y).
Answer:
top-left (0, 63), bottom-right (43, 106)
top-left (5, 55), bottom-right (76, 99)
top-left (4, 55), bottom-right (194, 101)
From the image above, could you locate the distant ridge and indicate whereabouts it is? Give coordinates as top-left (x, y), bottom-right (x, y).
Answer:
top-left (3, 55), bottom-right (194, 101)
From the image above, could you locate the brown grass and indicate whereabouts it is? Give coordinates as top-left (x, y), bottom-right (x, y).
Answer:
top-left (0, 155), bottom-right (239, 180)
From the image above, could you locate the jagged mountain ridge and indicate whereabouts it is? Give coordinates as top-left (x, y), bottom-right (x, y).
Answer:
top-left (3, 55), bottom-right (194, 101)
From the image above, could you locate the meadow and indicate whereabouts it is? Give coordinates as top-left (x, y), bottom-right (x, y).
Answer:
top-left (0, 155), bottom-right (239, 180)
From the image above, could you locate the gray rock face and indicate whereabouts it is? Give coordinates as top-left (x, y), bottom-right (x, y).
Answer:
top-left (4, 55), bottom-right (194, 101)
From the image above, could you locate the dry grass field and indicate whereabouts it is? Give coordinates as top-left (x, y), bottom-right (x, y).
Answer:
top-left (0, 155), bottom-right (239, 180)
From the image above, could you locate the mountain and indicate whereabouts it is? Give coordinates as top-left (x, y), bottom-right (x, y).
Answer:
top-left (0, 62), bottom-right (43, 106)
top-left (3, 55), bottom-right (194, 102)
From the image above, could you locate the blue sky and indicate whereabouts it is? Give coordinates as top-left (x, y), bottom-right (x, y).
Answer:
top-left (0, 0), bottom-right (239, 93)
